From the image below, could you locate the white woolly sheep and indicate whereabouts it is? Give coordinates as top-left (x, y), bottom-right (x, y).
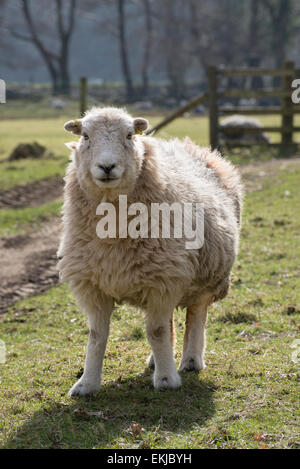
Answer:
top-left (58, 107), bottom-right (243, 396)
top-left (220, 114), bottom-right (270, 144)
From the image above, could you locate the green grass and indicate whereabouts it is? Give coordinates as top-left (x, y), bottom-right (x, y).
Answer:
top-left (0, 118), bottom-right (71, 163)
top-left (0, 114), bottom-right (210, 164)
top-left (0, 156), bottom-right (68, 191)
top-left (1, 112), bottom-right (298, 239)
top-left (150, 113), bottom-right (300, 145)
top-left (0, 97), bottom-right (81, 121)
top-left (0, 200), bottom-right (62, 237)
top-left (0, 165), bottom-right (299, 449)
top-left (1, 112), bottom-right (299, 188)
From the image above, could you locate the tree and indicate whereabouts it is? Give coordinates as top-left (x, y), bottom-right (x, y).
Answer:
top-left (188, 0), bottom-right (210, 72)
top-left (261, 0), bottom-right (293, 69)
top-left (248, 0), bottom-right (260, 62)
top-left (82, 0), bottom-right (153, 100)
top-left (116, 0), bottom-right (135, 100)
top-left (247, 0), bottom-right (264, 89)
top-left (0, 0), bottom-right (9, 51)
top-left (12, 0), bottom-right (77, 95)
top-left (157, 0), bottom-right (190, 99)
top-left (141, 0), bottom-right (152, 95)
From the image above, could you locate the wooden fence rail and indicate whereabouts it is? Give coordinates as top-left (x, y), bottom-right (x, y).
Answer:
top-left (220, 106), bottom-right (300, 115)
top-left (209, 61), bottom-right (298, 150)
top-left (80, 63), bottom-right (299, 151)
top-left (146, 93), bottom-right (208, 135)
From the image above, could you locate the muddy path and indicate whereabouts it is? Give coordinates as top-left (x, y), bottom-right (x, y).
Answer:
top-left (0, 157), bottom-right (299, 314)
top-left (0, 176), bottom-right (64, 209)
top-left (0, 220), bottom-right (61, 313)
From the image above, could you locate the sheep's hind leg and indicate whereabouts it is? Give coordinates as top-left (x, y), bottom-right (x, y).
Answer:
top-left (146, 310), bottom-right (180, 390)
top-left (69, 289), bottom-right (114, 397)
top-left (179, 295), bottom-right (213, 372)
top-left (146, 311), bottom-right (176, 370)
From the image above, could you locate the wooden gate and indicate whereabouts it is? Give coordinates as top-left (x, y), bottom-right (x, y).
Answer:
top-left (208, 61), bottom-right (300, 150)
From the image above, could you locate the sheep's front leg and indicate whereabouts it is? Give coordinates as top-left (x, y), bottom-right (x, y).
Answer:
top-left (146, 311), bottom-right (181, 390)
top-left (69, 291), bottom-right (114, 397)
top-left (179, 295), bottom-right (212, 372)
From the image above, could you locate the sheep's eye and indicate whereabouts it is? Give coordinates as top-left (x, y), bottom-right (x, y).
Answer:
top-left (83, 133), bottom-right (89, 140)
top-left (126, 133), bottom-right (132, 140)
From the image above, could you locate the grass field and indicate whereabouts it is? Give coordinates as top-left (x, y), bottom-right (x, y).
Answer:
top-left (1, 165), bottom-right (299, 449)
top-left (0, 111), bottom-right (257, 236)
top-left (1, 110), bottom-right (299, 236)
top-left (0, 105), bottom-right (299, 449)
top-left (0, 201), bottom-right (62, 237)
top-left (1, 110), bottom-right (300, 186)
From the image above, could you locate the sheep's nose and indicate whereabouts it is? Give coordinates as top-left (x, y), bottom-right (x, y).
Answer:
top-left (98, 164), bottom-right (115, 174)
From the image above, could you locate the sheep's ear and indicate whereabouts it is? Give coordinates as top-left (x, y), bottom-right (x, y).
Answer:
top-left (64, 141), bottom-right (78, 151)
top-left (64, 119), bottom-right (82, 135)
top-left (133, 117), bottom-right (149, 135)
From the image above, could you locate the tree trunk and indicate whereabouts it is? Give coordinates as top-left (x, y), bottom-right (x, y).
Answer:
top-left (261, 0), bottom-right (292, 87)
top-left (117, 0), bottom-right (135, 101)
top-left (141, 0), bottom-right (152, 96)
top-left (248, 0), bottom-right (260, 61)
top-left (17, 0), bottom-right (76, 96)
top-left (55, 0), bottom-right (76, 96)
top-left (59, 50), bottom-right (70, 95)
top-left (58, 34), bottom-right (71, 95)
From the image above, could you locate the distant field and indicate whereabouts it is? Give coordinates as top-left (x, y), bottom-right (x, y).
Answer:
top-left (0, 97), bottom-right (80, 120)
top-left (1, 111), bottom-right (300, 162)
top-left (0, 114), bottom-right (210, 163)
top-left (1, 97), bottom-right (300, 155)
top-left (1, 108), bottom-right (300, 235)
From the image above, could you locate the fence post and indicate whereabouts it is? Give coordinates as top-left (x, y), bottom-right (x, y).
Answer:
top-left (80, 77), bottom-right (87, 117)
top-left (208, 66), bottom-right (219, 150)
top-left (281, 61), bottom-right (295, 147)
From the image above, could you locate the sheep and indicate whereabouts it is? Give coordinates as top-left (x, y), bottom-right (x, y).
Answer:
top-left (58, 106), bottom-right (243, 396)
top-left (220, 114), bottom-right (270, 145)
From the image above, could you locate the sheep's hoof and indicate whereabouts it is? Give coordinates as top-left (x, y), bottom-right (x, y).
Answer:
top-left (69, 379), bottom-right (100, 397)
top-left (153, 372), bottom-right (181, 390)
top-left (146, 353), bottom-right (155, 369)
top-left (179, 356), bottom-right (206, 372)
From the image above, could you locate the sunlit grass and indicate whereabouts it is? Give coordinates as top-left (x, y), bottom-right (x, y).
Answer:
top-left (0, 165), bottom-right (299, 449)
top-left (1, 112), bottom-right (299, 188)
top-left (0, 200), bottom-right (62, 237)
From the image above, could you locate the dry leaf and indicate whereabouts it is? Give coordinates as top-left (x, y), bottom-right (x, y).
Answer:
top-left (254, 433), bottom-right (270, 442)
top-left (130, 423), bottom-right (143, 436)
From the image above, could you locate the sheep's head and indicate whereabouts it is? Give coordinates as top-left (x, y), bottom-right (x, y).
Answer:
top-left (64, 107), bottom-right (148, 199)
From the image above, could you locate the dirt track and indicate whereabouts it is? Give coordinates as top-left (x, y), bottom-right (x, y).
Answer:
top-left (0, 176), bottom-right (63, 209)
top-left (0, 157), bottom-right (299, 314)
top-left (0, 220), bottom-right (61, 313)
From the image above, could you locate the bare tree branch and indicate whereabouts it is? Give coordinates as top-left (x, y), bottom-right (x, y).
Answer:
top-left (260, 0), bottom-right (276, 21)
top-left (56, 0), bottom-right (65, 39)
top-left (21, 0), bottom-right (54, 59)
top-left (117, 0), bottom-right (135, 99)
top-left (11, 30), bottom-right (33, 42)
top-left (11, 29), bottom-right (60, 61)
top-left (141, 0), bottom-right (152, 94)
top-left (15, 0), bottom-right (77, 94)
top-left (66, 0), bottom-right (76, 39)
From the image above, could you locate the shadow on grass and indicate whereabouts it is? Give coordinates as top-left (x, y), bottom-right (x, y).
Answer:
top-left (4, 369), bottom-right (217, 449)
